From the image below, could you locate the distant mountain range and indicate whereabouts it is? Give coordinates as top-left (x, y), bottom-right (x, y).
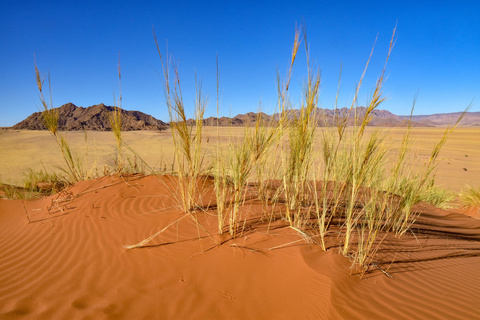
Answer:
top-left (12, 103), bottom-right (168, 131)
top-left (189, 107), bottom-right (480, 127)
top-left (10, 103), bottom-right (480, 130)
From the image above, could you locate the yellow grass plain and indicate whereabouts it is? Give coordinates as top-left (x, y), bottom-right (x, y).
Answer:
top-left (0, 127), bottom-right (479, 192)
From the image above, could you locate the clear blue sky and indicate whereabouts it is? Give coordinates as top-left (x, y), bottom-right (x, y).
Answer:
top-left (1, 0), bottom-right (478, 126)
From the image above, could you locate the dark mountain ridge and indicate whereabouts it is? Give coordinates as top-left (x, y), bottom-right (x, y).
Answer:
top-left (12, 103), bottom-right (168, 131)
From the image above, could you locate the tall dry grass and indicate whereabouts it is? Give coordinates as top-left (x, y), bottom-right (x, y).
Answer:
top-left (154, 29), bottom-right (208, 213)
top-left (210, 27), bottom-right (301, 237)
top-left (109, 53), bottom-right (124, 173)
top-left (281, 27), bottom-right (320, 228)
top-left (213, 56), bottom-right (229, 234)
top-left (34, 58), bottom-right (86, 183)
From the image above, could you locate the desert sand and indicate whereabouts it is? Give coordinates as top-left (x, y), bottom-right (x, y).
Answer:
top-left (1, 127), bottom-right (479, 191)
top-left (1, 173), bottom-right (480, 319)
top-left (1, 126), bottom-right (480, 319)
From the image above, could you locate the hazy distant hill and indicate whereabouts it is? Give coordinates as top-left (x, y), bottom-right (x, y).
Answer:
top-left (12, 103), bottom-right (168, 131)
top-left (198, 107), bottom-right (478, 127)
top-left (399, 111), bottom-right (480, 127)
top-left (192, 107), bottom-right (430, 127)
top-left (305, 107), bottom-right (409, 127)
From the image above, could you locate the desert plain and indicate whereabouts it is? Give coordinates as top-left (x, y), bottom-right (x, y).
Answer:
top-left (1, 127), bottom-right (479, 191)
top-left (0, 126), bottom-right (480, 319)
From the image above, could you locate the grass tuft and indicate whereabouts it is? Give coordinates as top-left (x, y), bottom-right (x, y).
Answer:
top-left (459, 185), bottom-right (480, 207)
top-left (24, 168), bottom-right (66, 195)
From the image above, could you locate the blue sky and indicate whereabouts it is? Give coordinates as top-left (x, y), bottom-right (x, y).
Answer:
top-left (1, 0), bottom-right (478, 126)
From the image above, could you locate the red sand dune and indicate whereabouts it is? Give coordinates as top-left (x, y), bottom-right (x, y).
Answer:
top-left (454, 205), bottom-right (480, 220)
top-left (1, 175), bottom-right (480, 319)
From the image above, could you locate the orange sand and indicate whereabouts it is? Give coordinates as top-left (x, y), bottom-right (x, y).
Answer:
top-left (1, 175), bottom-right (480, 319)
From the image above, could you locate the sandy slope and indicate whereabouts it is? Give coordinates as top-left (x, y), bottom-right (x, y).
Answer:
top-left (1, 175), bottom-right (480, 319)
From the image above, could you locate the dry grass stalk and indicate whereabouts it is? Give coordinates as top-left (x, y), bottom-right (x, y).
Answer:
top-left (154, 28), bottom-right (208, 213)
top-left (35, 57), bottom-right (85, 183)
top-left (109, 52), bottom-right (124, 173)
top-left (282, 26), bottom-right (320, 227)
top-left (21, 200), bottom-right (31, 223)
top-left (123, 214), bottom-right (189, 249)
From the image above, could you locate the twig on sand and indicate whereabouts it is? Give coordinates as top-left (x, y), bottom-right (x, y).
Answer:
top-left (123, 214), bottom-right (189, 249)
top-left (48, 190), bottom-right (74, 215)
top-left (268, 238), bottom-right (305, 250)
top-left (120, 175), bottom-right (141, 193)
top-left (75, 179), bottom-right (126, 197)
top-left (230, 243), bottom-right (262, 252)
top-left (21, 200), bottom-right (31, 223)
top-left (138, 205), bottom-right (183, 215)
top-left (371, 262), bottom-right (394, 279)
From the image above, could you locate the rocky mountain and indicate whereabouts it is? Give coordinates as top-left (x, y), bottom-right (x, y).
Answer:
top-left (12, 103), bottom-right (168, 131)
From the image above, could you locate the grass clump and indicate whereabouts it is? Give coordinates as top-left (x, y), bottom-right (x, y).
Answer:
top-left (0, 183), bottom-right (31, 199)
top-left (273, 25), bottom-right (467, 272)
top-left (459, 185), bottom-right (480, 207)
top-left (226, 130), bottom-right (254, 236)
top-left (0, 168), bottom-right (66, 199)
top-left (211, 30), bottom-right (298, 236)
top-left (417, 185), bottom-right (456, 209)
top-left (23, 168), bottom-right (66, 195)
top-left (212, 111), bottom-right (283, 236)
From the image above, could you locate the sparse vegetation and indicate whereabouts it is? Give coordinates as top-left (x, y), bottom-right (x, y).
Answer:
top-left (4, 26), bottom-right (471, 276)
